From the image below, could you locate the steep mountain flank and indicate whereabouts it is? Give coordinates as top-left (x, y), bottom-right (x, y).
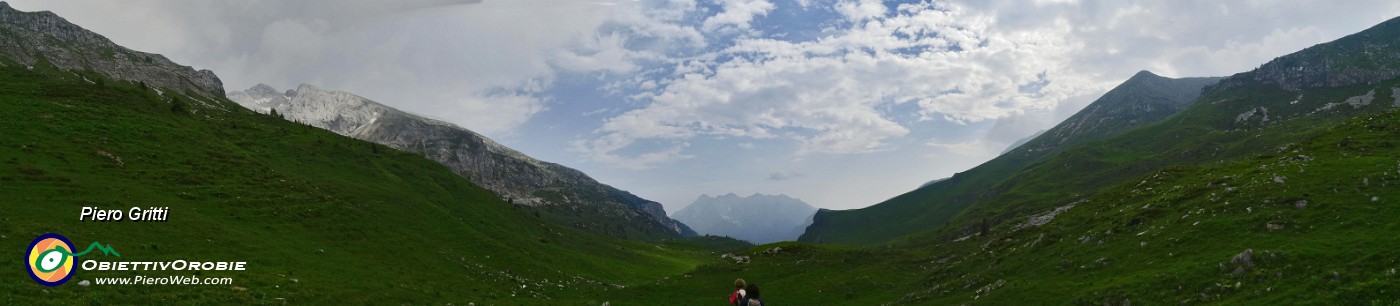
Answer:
top-left (802, 72), bottom-right (1221, 244)
top-left (229, 84), bottom-right (696, 240)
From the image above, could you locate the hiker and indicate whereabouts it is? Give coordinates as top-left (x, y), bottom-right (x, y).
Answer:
top-left (728, 278), bottom-right (746, 305)
top-left (743, 282), bottom-right (763, 306)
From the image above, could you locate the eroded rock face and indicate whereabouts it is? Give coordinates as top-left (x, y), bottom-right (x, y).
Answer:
top-left (229, 84), bottom-right (695, 239)
top-left (0, 3), bottom-right (223, 97)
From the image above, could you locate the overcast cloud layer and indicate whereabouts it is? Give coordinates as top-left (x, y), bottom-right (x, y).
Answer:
top-left (14, 0), bottom-right (1400, 212)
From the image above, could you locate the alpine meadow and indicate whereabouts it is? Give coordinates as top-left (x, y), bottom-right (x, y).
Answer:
top-left (4, 1), bottom-right (1400, 305)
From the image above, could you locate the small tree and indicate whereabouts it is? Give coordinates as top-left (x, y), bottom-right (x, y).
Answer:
top-left (269, 108), bottom-right (279, 118)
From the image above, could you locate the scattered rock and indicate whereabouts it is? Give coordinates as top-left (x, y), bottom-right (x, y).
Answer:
top-left (1266, 221), bottom-right (1285, 231)
top-left (1373, 196), bottom-right (1381, 202)
top-left (761, 247), bottom-right (784, 255)
top-left (78, 280), bottom-right (90, 287)
top-left (1295, 200), bottom-right (1308, 209)
top-left (1393, 87), bottom-right (1400, 107)
top-left (231, 286), bottom-right (247, 292)
top-left (95, 149), bottom-right (124, 167)
top-left (1235, 107), bottom-right (1270, 124)
top-left (1273, 175), bottom-right (1286, 183)
top-left (1231, 249), bottom-right (1255, 268)
top-left (721, 253), bottom-right (751, 264)
top-left (1015, 201), bottom-right (1080, 230)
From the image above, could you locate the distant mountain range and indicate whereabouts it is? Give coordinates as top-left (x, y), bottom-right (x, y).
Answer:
top-left (671, 193), bottom-right (816, 244)
top-left (229, 84), bottom-right (695, 240)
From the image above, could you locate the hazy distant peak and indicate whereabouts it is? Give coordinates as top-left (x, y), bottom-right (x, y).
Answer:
top-left (672, 192), bottom-right (817, 244)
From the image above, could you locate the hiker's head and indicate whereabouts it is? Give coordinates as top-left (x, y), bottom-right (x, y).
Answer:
top-left (734, 278), bottom-right (746, 289)
top-left (745, 283), bottom-right (761, 299)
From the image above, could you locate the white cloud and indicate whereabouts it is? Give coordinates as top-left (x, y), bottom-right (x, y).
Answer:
top-left (835, 0), bottom-right (886, 22)
top-left (702, 0), bottom-right (776, 32)
top-left (7, 0), bottom-right (659, 136)
top-left (578, 2), bottom-right (1098, 166)
top-left (925, 139), bottom-right (998, 158)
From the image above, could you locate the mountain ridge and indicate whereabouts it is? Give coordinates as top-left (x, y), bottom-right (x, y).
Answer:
top-left (229, 83), bottom-right (697, 239)
top-left (802, 71), bottom-right (1223, 244)
top-left (0, 2), bottom-right (223, 97)
top-left (0, 3), bottom-right (712, 302)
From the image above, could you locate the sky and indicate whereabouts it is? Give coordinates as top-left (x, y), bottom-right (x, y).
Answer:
top-left (12, 0), bottom-right (1400, 213)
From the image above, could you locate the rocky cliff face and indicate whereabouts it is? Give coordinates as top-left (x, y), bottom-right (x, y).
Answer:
top-left (229, 84), bottom-right (696, 239)
top-left (671, 193), bottom-right (816, 244)
top-left (0, 2), bottom-right (223, 97)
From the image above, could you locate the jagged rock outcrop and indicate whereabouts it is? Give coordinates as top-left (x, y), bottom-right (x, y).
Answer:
top-left (0, 2), bottom-right (223, 97)
top-left (229, 84), bottom-right (695, 239)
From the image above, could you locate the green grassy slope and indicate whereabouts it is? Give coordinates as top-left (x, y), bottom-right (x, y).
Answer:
top-left (599, 95), bottom-right (1400, 306)
top-left (0, 63), bottom-right (709, 304)
top-left (803, 72), bottom-right (1222, 244)
top-left (628, 17), bottom-right (1400, 304)
top-left (804, 16), bottom-right (1400, 246)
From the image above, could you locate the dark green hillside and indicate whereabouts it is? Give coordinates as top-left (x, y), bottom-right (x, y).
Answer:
top-left (803, 72), bottom-right (1222, 244)
top-left (0, 62), bottom-right (707, 304)
top-left (805, 16), bottom-right (1400, 246)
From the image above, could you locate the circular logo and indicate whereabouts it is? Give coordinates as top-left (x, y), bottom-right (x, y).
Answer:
top-left (26, 233), bottom-right (76, 286)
